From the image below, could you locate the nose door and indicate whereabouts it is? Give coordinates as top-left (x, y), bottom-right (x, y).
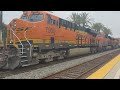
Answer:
top-left (51, 37), bottom-right (54, 44)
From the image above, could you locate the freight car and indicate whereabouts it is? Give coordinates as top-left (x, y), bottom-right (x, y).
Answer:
top-left (0, 11), bottom-right (119, 70)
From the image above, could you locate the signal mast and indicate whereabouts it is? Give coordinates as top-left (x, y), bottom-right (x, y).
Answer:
top-left (0, 11), bottom-right (2, 28)
top-left (0, 11), bottom-right (6, 49)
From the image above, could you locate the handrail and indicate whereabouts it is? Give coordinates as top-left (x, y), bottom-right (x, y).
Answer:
top-left (24, 30), bottom-right (32, 57)
top-left (10, 29), bottom-right (24, 55)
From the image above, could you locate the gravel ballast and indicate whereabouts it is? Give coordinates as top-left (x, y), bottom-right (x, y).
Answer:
top-left (4, 48), bottom-right (120, 79)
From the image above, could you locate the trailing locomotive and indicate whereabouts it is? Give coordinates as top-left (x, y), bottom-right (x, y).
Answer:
top-left (0, 11), bottom-right (119, 70)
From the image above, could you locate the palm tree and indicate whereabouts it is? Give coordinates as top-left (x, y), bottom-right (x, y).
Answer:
top-left (68, 12), bottom-right (93, 28)
top-left (102, 27), bottom-right (112, 36)
top-left (92, 23), bottom-right (104, 33)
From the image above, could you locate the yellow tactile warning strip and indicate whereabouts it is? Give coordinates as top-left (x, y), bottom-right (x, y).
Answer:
top-left (87, 54), bottom-right (120, 79)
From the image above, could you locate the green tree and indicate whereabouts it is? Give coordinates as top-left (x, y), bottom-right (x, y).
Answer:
top-left (0, 23), bottom-right (6, 30)
top-left (0, 23), bottom-right (7, 41)
top-left (79, 12), bottom-right (93, 27)
top-left (68, 12), bottom-right (93, 28)
top-left (68, 12), bottom-right (79, 23)
top-left (102, 26), bottom-right (112, 36)
top-left (92, 23), bottom-right (104, 33)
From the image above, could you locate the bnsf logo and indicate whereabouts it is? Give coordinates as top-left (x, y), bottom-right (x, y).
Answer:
top-left (46, 27), bottom-right (56, 35)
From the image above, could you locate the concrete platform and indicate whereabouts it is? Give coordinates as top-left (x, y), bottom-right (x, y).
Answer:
top-left (104, 61), bottom-right (120, 79)
top-left (87, 54), bottom-right (120, 79)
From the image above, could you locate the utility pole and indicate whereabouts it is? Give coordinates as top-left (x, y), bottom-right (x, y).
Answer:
top-left (0, 11), bottom-right (6, 49)
top-left (0, 11), bottom-right (2, 45)
top-left (0, 11), bottom-right (2, 27)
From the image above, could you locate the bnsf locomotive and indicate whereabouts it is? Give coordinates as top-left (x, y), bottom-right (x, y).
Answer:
top-left (0, 11), bottom-right (119, 69)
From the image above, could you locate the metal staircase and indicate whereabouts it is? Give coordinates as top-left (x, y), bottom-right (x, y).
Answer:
top-left (10, 28), bottom-right (31, 67)
top-left (10, 27), bottom-right (39, 68)
top-left (18, 44), bottom-right (31, 67)
top-left (18, 43), bottom-right (39, 67)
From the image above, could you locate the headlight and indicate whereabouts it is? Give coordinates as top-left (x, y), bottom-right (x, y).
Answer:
top-left (27, 48), bottom-right (29, 50)
top-left (14, 24), bottom-right (16, 27)
top-left (10, 40), bottom-right (13, 43)
top-left (33, 53), bottom-right (38, 57)
top-left (13, 20), bottom-right (17, 28)
top-left (14, 21), bottom-right (16, 27)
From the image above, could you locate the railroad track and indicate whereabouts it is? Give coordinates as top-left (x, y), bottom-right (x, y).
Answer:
top-left (0, 52), bottom-right (91, 78)
top-left (1, 48), bottom-right (120, 79)
top-left (44, 50), bottom-right (120, 79)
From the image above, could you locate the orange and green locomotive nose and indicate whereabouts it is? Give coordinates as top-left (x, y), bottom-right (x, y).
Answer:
top-left (7, 19), bottom-right (18, 31)
top-left (8, 18), bottom-right (32, 31)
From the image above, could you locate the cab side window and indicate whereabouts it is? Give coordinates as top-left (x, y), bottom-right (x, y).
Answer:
top-left (47, 14), bottom-right (52, 24)
top-left (47, 14), bottom-right (57, 26)
top-left (21, 15), bottom-right (29, 21)
top-left (59, 18), bottom-right (62, 28)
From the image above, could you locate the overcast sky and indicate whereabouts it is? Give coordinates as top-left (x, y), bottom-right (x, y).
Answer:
top-left (3, 11), bottom-right (120, 38)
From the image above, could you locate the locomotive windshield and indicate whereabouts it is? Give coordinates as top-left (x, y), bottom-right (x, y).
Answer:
top-left (21, 14), bottom-right (44, 22)
top-left (29, 14), bottom-right (44, 22)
